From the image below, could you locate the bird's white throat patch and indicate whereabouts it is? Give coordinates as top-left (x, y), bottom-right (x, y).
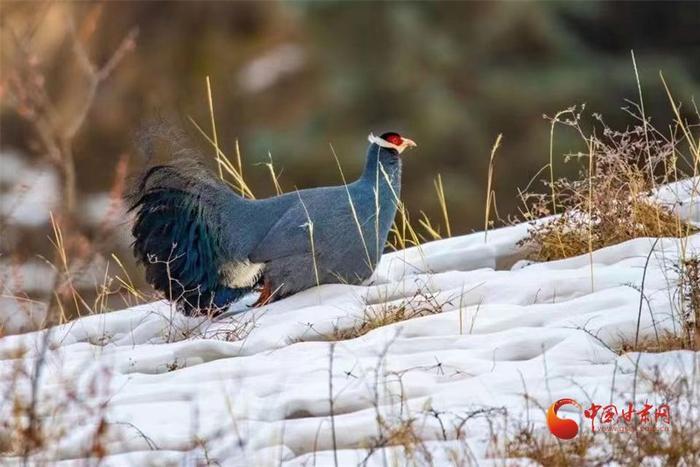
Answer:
top-left (220, 260), bottom-right (265, 288)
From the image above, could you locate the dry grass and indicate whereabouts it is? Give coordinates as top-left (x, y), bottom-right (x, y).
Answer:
top-left (525, 201), bottom-right (685, 262)
top-left (324, 288), bottom-right (450, 341)
top-left (614, 254), bottom-right (700, 354)
top-left (617, 332), bottom-right (693, 354)
top-left (201, 312), bottom-right (258, 343)
top-left (389, 172), bottom-right (456, 250)
top-left (0, 345), bottom-right (114, 461)
top-left (518, 107), bottom-right (694, 262)
top-left (505, 425), bottom-right (595, 467)
top-left (363, 415), bottom-right (434, 466)
top-left (502, 367), bottom-right (700, 466)
top-left (679, 257), bottom-right (700, 350)
top-left (348, 337), bottom-right (495, 466)
top-left (504, 421), bottom-right (700, 467)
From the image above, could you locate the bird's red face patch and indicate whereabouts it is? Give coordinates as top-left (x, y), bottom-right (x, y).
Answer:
top-left (381, 133), bottom-right (403, 146)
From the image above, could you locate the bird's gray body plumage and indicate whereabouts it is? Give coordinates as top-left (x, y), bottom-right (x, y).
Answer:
top-left (127, 126), bottom-right (402, 313)
top-left (249, 149), bottom-right (401, 296)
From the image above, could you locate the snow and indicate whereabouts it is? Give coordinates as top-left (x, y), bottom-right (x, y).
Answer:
top-left (0, 151), bottom-right (59, 227)
top-left (238, 44), bottom-right (306, 93)
top-left (1, 179), bottom-right (699, 465)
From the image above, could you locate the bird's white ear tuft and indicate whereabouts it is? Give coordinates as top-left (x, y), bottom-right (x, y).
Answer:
top-left (368, 132), bottom-right (399, 150)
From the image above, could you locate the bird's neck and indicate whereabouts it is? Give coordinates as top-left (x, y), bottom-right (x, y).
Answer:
top-left (359, 163), bottom-right (401, 206)
top-left (355, 148), bottom-right (402, 252)
top-left (358, 148), bottom-right (402, 195)
top-left (353, 148), bottom-right (402, 266)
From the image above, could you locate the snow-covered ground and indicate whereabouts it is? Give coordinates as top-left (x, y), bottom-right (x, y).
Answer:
top-left (0, 151), bottom-right (131, 335)
top-left (1, 180), bottom-right (699, 466)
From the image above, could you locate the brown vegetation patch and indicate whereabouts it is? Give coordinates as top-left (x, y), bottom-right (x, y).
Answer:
top-left (505, 426), bottom-right (595, 467)
top-left (519, 108), bottom-right (695, 262)
top-left (326, 289), bottom-right (450, 341)
top-left (503, 370), bottom-right (700, 466)
top-left (617, 332), bottom-right (694, 354)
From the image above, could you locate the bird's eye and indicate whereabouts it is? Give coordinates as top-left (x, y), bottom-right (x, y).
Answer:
top-left (382, 133), bottom-right (403, 146)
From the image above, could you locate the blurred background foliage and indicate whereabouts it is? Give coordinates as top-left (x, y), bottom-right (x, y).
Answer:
top-left (1, 1), bottom-right (699, 305)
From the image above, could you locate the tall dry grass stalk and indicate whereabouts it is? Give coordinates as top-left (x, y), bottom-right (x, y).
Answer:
top-left (587, 135), bottom-right (595, 292)
top-left (264, 152), bottom-right (284, 195)
top-left (484, 133), bottom-right (502, 243)
top-left (205, 75), bottom-right (222, 180)
top-left (434, 174), bottom-right (451, 238)
top-left (188, 116), bottom-right (256, 199)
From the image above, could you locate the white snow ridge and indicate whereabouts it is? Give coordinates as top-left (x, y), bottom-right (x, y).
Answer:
top-left (1, 179), bottom-right (699, 466)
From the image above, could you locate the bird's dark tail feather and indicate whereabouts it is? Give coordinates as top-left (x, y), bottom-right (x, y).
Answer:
top-left (126, 124), bottom-right (250, 314)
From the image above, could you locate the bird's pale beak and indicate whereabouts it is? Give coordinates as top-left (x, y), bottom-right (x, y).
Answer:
top-left (401, 138), bottom-right (417, 153)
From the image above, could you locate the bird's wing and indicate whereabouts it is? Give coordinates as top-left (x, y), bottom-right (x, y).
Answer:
top-left (248, 201), bottom-right (316, 263)
top-left (250, 185), bottom-right (381, 264)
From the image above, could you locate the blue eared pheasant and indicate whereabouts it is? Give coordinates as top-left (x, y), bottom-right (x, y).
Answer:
top-left (127, 130), bottom-right (417, 314)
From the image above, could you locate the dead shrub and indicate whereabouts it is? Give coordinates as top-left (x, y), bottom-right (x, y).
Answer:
top-left (519, 107), bottom-right (694, 262)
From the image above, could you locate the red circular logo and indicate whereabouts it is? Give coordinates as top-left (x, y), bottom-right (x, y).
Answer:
top-left (547, 398), bottom-right (582, 440)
